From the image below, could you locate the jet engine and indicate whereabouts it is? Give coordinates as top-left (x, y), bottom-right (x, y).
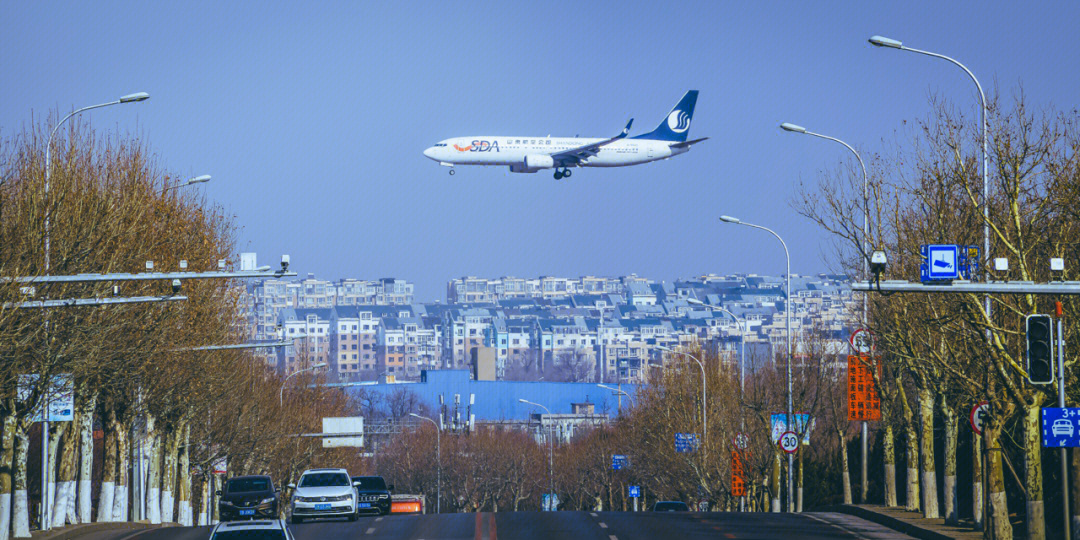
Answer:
top-left (523, 155), bottom-right (555, 170)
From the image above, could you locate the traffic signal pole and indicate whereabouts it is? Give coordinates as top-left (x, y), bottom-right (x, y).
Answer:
top-left (1058, 302), bottom-right (1069, 540)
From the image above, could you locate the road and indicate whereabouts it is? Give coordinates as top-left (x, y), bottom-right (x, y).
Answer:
top-left (82, 511), bottom-right (915, 540)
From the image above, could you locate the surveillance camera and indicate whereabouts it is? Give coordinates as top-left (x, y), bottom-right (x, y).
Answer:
top-left (171, 279), bottom-right (182, 295)
top-left (281, 254), bottom-right (290, 272)
top-left (869, 250), bottom-right (888, 276)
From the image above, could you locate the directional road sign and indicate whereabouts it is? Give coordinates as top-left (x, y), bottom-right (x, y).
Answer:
top-left (1042, 408), bottom-right (1080, 448)
top-left (611, 454), bottom-right (629, 470)
top-left (970, 401), bottom-right (990, 436)
top-left (628, 486), bottom-right (640, 498)
top-left (921, 244), bottom-right (960, 282)
top-left (675, 433), bottom-right (699, 453)
top-left (779, 431), bottom-right (800, 454)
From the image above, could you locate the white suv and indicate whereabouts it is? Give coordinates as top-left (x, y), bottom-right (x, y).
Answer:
top-left (288, 468), bottom-right (358, 523)
top-left (210, 519), bottom-right (295, 539)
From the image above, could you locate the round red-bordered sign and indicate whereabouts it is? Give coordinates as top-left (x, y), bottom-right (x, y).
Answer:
top-left (970, 401), bottom-right (990, 435)
top-left (733, 432), bottom-right (749, 450)
top-left (849, 328), bottom-right (875, 355)
top-left (778, 431), bottom-right (799, 454)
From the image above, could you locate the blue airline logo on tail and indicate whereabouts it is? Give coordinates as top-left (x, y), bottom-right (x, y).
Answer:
top-left (667, 110), bottom-right (691, 133)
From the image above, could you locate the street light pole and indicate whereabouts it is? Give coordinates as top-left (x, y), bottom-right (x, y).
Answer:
top-left (597, 384), bottom-right (635, 409)
top-left (162, 174), bottom-right (212, 194)
top-left (720, 215), bottom-right (794, 512)
top-left (279, 363), bottom-right (327, 406)
top-left (779, 122), bottom-right (870, 504)
top-left (409, 413), bottom-right (440, 514)
top-left (519, 399), bottom-right (554, 510)
top-left (656, 346), bottom-right (707, 445)
top-left (41, 91), bottom-right (149, 530)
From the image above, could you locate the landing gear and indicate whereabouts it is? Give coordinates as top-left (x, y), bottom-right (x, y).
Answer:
top-left (553, 167), bottom-right (572, 180)
top-left (448, 168), bottom-right (455, 176)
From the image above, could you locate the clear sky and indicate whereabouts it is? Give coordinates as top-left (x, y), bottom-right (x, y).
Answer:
top-left (3, 1), bottom-right (1078, 301)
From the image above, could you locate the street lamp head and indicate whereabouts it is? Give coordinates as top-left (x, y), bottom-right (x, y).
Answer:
top-left (409, 413), bottom-right (421, 419)
top-left (656, 345), bottom-right (672, 352)
top-left (868, 35), bottom-right (902, 49)
top-left (718, 215), bottom-right (742, 224)
top-left (119, 92), bottom-right (150, 103)
top-left (518, 398), bottom-right (529, 404)
top-left (312, 362), bottom-right (328, 369)
top-left (190, 174), bottom-right (211, 184)
top-left (780, 123), bottom-right (806, 134)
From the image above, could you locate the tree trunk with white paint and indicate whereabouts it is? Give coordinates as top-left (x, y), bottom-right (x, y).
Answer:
top-left (838, 426), bottom-right (852, 504)
top-left (917, 386), bottom-right (938, 519)
top-left (881, 402), bottom-right (898, 507)
top-left (97, 409), bottom-right (118, 522)
top-left (51, 422), bottom-right (77, 526)
top-left (973, 431), bottom-right (983, 531)
top-left (985, 426), bottom-right (1012, 539)
top-left (45, 423), bottom-right (64, 519)
top-left (197, 477), bottom-right (209, 526)
top-left (940, 399), bottom-right (958, 525)
top-left (898, 385), bottom-right (920, 512)
top-left (0, 415), bottom-right (16, 540)
top-left (770, 453), bottom-right (780, 512)
top-left (145, 416), bottom-right (161, 524)
top-left (177, 425), bottom-right (191, 526)
top-left (76, 394), bottom-right (96, 524)
top-left (160, 425), bottom-right (179, 523)
top-left (12, 424), bottom-right (29, 539)
top-left (1024, 398), bottom-right (1046, 540)
top-left (111, 415), bottom-right (129, 522)
top-left (796, 447), bottom-right (803, 512)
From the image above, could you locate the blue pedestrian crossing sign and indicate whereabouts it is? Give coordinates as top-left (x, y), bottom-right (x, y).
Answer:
top-left (1042, 408), bottom-right (1080, 447)
top-left (675, 433), bottom-right (699, 453)
top-left (921, 244), bottom-right (960, 281)
top-left (629, 486), bottom-right (640, 498)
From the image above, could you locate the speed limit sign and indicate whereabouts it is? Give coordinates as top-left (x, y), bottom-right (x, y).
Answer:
top-left (779, 431), bottom-right (800, 454)
top-left (733, 432), bottom-right (749, 450)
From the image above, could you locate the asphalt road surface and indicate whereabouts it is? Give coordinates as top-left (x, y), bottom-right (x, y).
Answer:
top-left (82, 511), bottom-right (915, 540)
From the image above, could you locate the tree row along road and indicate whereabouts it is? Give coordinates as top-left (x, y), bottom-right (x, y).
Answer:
top-left (80, 512), bottom-right (914, 540)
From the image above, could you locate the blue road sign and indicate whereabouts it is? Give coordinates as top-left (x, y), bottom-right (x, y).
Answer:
top-left (612, 454), bottom-right (628, 470)
top-left (921, 244), bottom-right (960, 281)
top-left (675, 433), bottom-right (699, 453)
top-left (1042, 408), bottom-right (1080, 447)
top-left (629, 486), bottom-right (640, 498)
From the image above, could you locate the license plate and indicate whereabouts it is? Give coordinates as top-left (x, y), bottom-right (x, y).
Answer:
top-left (239, 509), bottom-right (255, 516)
top-left (314, 503), bottom-right (331, 510)
top-left (358, 503), bottom-right (371, 508)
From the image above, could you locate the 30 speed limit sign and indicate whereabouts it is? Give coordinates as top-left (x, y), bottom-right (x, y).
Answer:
top-left (779, 431), bottom-right (800, 454)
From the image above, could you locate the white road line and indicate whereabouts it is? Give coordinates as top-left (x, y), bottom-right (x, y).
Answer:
top-left (802, 514), bottom-right (869, 540)
top-left (599, 522), bottom-right (608, 529)
top-left (609, 536), bottom-right (619, 540)
top-left (366, 527), bottom-right (376, 535)
top-left (590, 512), bottom-right (598, 517)
top-left (376, 517), bottom-right (383, 521)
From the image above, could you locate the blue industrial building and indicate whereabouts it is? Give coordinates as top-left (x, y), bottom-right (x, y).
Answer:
top-left (330, 370), bottom-right (639, 421)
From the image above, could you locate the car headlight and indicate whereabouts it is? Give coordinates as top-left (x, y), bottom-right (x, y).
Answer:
top-left (378, 495), bottom-right (389, 499)
top-left (220, 500), bottom-right (234, 506)
top-left (260, 497), bottom-right (276, 504)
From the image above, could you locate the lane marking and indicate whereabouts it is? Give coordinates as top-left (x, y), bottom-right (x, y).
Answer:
top-left (366, 527), bottom-right (376, 535)
top-left (590, 512), bottom-right (598, 517)
top-left (599, 522), bottom-right (608, 528)
top-left (802, 513), bottom-right (870, 540)
top-left (376, 517), bottom-right (383, 521)
top-left (609, 536), bottom-right (619, 540)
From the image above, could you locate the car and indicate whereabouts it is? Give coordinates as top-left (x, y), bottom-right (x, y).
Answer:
top-left (351, 476), bottom-right (393, 516)
top-left (288, 468), bottom-right (359, 524)
top-left (652, 501), bottom-right (690, 512)
top-left (217, 475), bottom-right (279, 521)
top-left (209, 519), bottom-right (295, 539)
top-left (1053, 419), bottom-right (1075, 437)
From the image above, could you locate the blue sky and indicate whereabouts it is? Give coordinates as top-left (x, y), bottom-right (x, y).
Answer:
top-left (3, 1), bottom-right (1078, 301)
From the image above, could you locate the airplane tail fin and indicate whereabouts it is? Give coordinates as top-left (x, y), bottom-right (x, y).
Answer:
top-left (632, 90), bottom-right (698, 142)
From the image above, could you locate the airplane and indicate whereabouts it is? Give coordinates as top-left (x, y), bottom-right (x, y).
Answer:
top-left (422, 90), bottom-right (707, 180)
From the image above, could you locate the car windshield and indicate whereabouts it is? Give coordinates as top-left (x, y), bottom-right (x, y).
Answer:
top-left (211, 530), bottom-right (286, 540)
top-left (654, 501), bottom-right (688, 511)
top-left (227, 478), bottom-right (270, 493)
top-left (352, 477), bottom-right (386, 490)
top-left (299, 472), bottom-right (349, 487)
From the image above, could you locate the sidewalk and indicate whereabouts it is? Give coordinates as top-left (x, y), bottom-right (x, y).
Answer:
top-left (27, 521), bottom-right (176, 540)
top-left (825, 505), bottom-right (985, 540)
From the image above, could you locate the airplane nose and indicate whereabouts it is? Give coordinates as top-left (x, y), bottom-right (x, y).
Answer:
top-left (423, 147), bottom-right (436, 160)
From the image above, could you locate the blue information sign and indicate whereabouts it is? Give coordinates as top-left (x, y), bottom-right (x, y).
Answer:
top-left (1042, 408), bottom-right (1080, 448)
top-left (629, 486), bottom-right (640, 498)
top-left (921, 244), bottom-right (960, 281)
top-left (675, 433), bottom-right (699, 453)
top-left (611, 454), bottom-right (629, 470)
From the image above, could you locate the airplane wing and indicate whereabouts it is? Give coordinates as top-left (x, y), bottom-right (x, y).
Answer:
top-left (669, 137), bottom-right (709, 149)
top-left (549, 119), bottom-right (633, 167)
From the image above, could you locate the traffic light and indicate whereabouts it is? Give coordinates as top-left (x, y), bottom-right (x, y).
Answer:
top-left (1025, 314), bottom-right (1054, 385)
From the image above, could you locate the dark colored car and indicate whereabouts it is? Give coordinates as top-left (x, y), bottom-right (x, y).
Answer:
top-left (652, 501), bottom-right (690, 512)
top-left (218, 475), bottom-right (279, 521)
top-left (351, 476), bottom-right (393, 516)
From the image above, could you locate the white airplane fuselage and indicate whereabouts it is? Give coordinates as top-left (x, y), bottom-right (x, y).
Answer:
top-left (423, 136), bottom-right (687, 172)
